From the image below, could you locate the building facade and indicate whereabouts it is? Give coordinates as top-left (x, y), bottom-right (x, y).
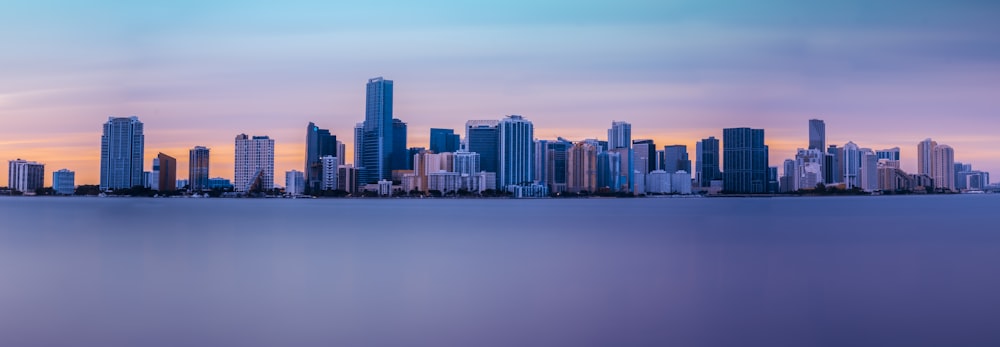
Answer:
top-left (429, 128), bottom-right (460, 154)
top-left (566, 142), bottom-right (598, 193)
top-left (697, 137), bottom-right (721, 187)
top-left (499, 115), bottom-right (534, 190)
top-left (285, 170), bottom-right (305, 196)
top-left (52, 169), bottom-right (75, 195)
top-left (234, 134), bottom-right (275, 192)
top-left (157, 153), bottom-right (177, 191)
top-left (722, 127), bottom-right (768, 194)
top-left (305, 122), bottom-right (337, 194)
top-left (809, 119), bottom-right (826, 151)
top-left (189, 146), bottom-right (210, 191)
top-left (100, 116), bottom-right (144, 191)
top-left (357, 77), bottom-right (395, 185)
top-left (466, 120), bottom-right (500, 177)
top-left (8, 159), bottom-right (44, 193)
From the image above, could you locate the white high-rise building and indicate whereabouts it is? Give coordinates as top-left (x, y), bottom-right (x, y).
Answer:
top-left (608, 121), bottom-right (631, 150)
top-left (235, 134), bottom-right (275, 192)
top-left (933, 144), bottom-right (955, 191)
top-left (842, 142), bottom-right (860, 189)
top-left (321, 155), bottom-right (339, 191)
top-left (285, 170), bottom-right (304, 196)
top-left (8, 159), bottom-right (45, 194)
top-left (917, 139), bottom-right (937, 177)
top-left (860, 149), bottom-right (879, 192)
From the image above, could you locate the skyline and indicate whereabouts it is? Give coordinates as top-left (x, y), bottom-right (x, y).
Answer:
top-left (3, 1), bottom-right (1000, 185)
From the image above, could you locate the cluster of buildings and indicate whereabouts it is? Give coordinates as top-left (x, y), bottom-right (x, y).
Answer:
top-left (779, 119), bottom-right (991, 194)
top-left (4, 77), bottom-right (994, 197)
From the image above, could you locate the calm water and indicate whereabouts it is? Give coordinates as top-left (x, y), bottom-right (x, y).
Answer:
top-left (2, 195), bottom-right (999, 346)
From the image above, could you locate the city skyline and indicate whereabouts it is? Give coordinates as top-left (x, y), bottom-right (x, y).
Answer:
top-left (3, 1), bottom-right (1000, 185)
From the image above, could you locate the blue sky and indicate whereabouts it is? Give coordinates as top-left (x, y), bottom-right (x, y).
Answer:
top-left (1, 0), bottom-right (999, 184)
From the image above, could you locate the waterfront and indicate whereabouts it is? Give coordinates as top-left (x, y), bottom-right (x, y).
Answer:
top-left (2, 195), bottom-right (999, 346)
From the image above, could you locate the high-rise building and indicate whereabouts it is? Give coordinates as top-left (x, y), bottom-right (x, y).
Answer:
top-left (566, 142), bottom-right (598, 193)
top-left (781, 159), bottom-right (797, 193)
top-left (100, 116), bottom-right (144, 191)
top-left (860, 149), bottom-right (879, 192)
top-left (8, 159), bottom-right (44, 193)
top-left (808, 119), bottom-right (826, 151)
top-left (544, 139), bottom-right (571, 193)
top-left (189, 146), bottom-right (210, 191)
top-left (918, 138), bottom-right (937, 176)
top-left (285, 170), bottom-right (305, 196)
top-left (429, 128), bottom-right (461, 154)
top-left (722, 128), bottom-right (768, 194)
top-left (633, 139), bottom-right (656, 174)
top-left (454, 150), bottom-right (481, 191)
top-left (597, 150), bottom-right (621, 191)
top-left (150, 158), bottom-right (160, 191)
top-left (466, 120), bottom-right (500, 176)
top-left (533, 139), bottom-right (550, 185)
top-left (234, 134), bottom-right (275, 192)
top-left (157, 153), bottom-right (177, 191)
top-left (876, 147), bottom-right (901, 162)
top-left (357, 77), bottom-right (395, 184)
top-left (305, 122), bottom-right (337, 194)
top-left (825, 145), bottom-right (842, 184)
top-left (499, 115), bottom-right (534, 189)
top-left (391, 118), bottom-right (408, 173)
top-left (321, 155), bottom-right (339, 191)
top-left (842, 142), bottom-right (860, 189)
top-left (662, 145), bottom-right (691, 174)
top-left (52, 169), bottom-right (75, 195)
top-left (337, 141), bottom-right (346, 166)
top-left (697, 137), bottom-right (721, 187)
top-left (794, 148), bottom-right (825, 190)
top-left (608, 121), bottom-right (631, 150)
top-left (932, 144), bottom-right (955, 191)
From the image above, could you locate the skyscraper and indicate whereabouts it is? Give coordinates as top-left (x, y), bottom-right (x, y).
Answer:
top-left (567, 142), bottom-right (598, 193)
top-left (722, 127), bottom-right (768, 194)
top-left (842, 142), bottom-right (860, 189)
top-left (305, 122), bottom-right (337, 194)
top-left (234, 134), bottom-right (275, 192)
top-left (808, 119), bottom-right (826, 151)
top-left (391, 118), bottom-right (408, 173)
top-left (918, 138), bottom-right (937, 176)
top-left (545, 139), bottom-right (571, 193)
top-left (697, 137), bottom-right (721, 187)
top-left (189, 146), bottom-right (210, 191)
top-left (794, 148), bottom-right (825, 190)
top-left (321, 155), bottom-right (339, 191)
top-left (285, 170), bottom-right (305, 196)
top-left (53, 169), bottom-right (75, 195)
top-left (933, 144), bottom-right (955, 191)
top-left (607, 121), bottom-right (633, 192)
top-left (466, 120), bottom-right (500, 176)
top-left (825, 145), bottom-right (842, 184)
top-left (632, 139), bottom-right (656, 174)
top-left (8, 159), bottom-right (44, 193)
top-left (357, 77), bottom-right (394, 184)
top-left (429, 128), bottom-right (461, 154)
top-left (499, 115), bottom-right (534, 189)
top-left (157, 153), bottom-right (177, 191)
top-left (662, 145), bottom-right (691, 174)
top-left (100, 116), bottom-right (144, 191)
top-left (860, 149), bottom-right (879, 192)
top-left (876, 147), bottom-right (901, 162)
top-left (608, 121), bottom-right (631, 150)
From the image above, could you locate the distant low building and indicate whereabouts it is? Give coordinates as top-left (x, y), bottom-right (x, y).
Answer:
top-left (53, 169), bottom-right (75, 195)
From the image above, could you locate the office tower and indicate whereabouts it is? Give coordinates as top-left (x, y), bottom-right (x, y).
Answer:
top-left (597, 150), bottom-right (621, 191)
top-left (157, 153), bottom-right (177, 191)
top-left (918, 138), bottom-right (937, 176)
top-left (808, 119), bottom-right (826, 151)
top-left (466, 120), bottom-right (500, 176)
top-left (150, 158), bottom-right (160, 191)
top-left (876, 147), bottom-right (901, 162)
top-left (337, 141), bottom-right (346, 166)
top-left (722, 128), bottom-right (768, 194)
top-left (52, 169), bottom-right (75, 195)
top-left (391, 118), bottom-right (408, 173)
top-left (8, 159), bottom-right (44, 193)
top-left (305, 122), bottom-right (337, 194)
top-left (498, 115), bottom-right (534, 189)
top-left (566, 142), bottom-right (598, 193)
top-left (100, 116), bottom-right (144, 191)
top-left (825, 145), bottom-right (842, 184)
top-left (357, 77), bottom-right (395, 185)
top-left (955, 163), bottom-right (972, 190)
top-left (353, 123), bottom-right (364, 170)
top-left (285, 170), bottom-right (305, 196)
top-left (608, 121), bottom-right (632, 150)
top-left (544, 139), bottom-right (571, 193)
top-left (430, 128), bottom-right (461, 154)
top-left (860, 149), bottom-right (879, 192)
top-left (533, 139), bottom-right (549, 185)
top-left (697, 137), bottom-right (721, 187)
top-left (406, 147), bottom-right (426, 171)
top-left (633, 139), bottom-right (656, 174)
top-left (842, 142), bottom-right (860, 189)
top-left (768, 166), bottom-right (779, 193)
top-left (781, 159), bottom-right (797, 193)
top-left (234, 134), bottom-right (275, 192)
top-left (189, 146), bottom-right (210, 191)
top-left (321, 155), bottom-right (339, 191)
top-left (663, 145), bottom-right (691, 174)
top-left (454, 150), bottom-right (481, 191)
top-left (794, 149), bottom-right (825, 190)
top-left (932, 144), bottom-right (955, 191)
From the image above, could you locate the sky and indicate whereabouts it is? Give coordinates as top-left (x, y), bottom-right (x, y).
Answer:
top-left (2, 0), bottom-right (999, 186)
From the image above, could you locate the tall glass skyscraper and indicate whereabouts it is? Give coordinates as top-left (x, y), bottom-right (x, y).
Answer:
top-left (722, 127), bottom-right (768, 194)
top-left (358, 77), bottom-right (394, 184)
top-left (697, 137), bottom-right (721, 187)
top-left (429, 128), bottom-right (460, 153)
top-left (662, 145), bottom-right (691, 174)
top-left (499, 115), bottom-right (534, 189)
top-left (391, 118), bottom-right (408, 174)
top-left (809, 119), bottom-right (826, 151)
top-left (466, 120), bottom-right (500, 176)
top-left (305, 122), bottom-right (337, 194)
top-left (632, 139), bottom-right (656, 174)
top-left (100, 116), bottom-right (144, 191)
top-left (607, 121), bottom-right (633, 192)
top-left (189, 146), bottom-right (210, 191)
